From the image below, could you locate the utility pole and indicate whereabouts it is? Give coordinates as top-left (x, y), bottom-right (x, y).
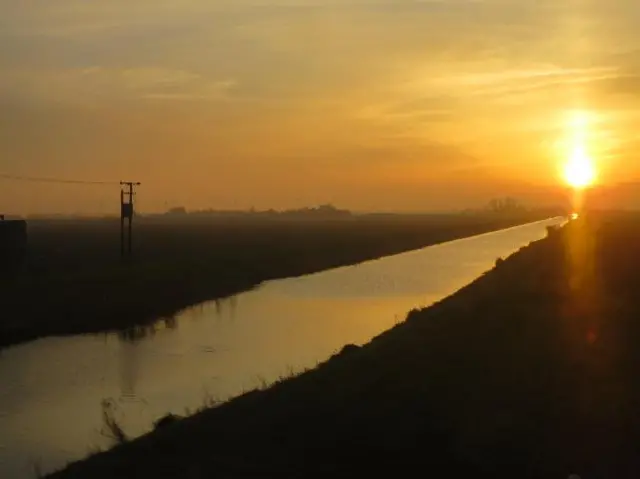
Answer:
top-left (120, 181), bottom-right (141, 259)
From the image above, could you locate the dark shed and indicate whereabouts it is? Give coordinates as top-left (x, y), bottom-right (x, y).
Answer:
top-left (0, 219), bottom-right (27, 267)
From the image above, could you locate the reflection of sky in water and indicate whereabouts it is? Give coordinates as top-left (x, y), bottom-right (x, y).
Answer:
top-left (0, 218), bottom-right (564, 478)
top-left (264, 219), bottom-right (562, 299)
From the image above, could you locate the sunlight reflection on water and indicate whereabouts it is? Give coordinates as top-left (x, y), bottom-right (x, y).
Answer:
top-left (0, 217), bottom-right (565, 477)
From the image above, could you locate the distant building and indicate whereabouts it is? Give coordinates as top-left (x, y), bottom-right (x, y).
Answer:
top-left (0, 218), bottom-right (27, 268)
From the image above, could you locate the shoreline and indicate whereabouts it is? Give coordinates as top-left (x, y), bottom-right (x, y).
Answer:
top-left (1, 214), bottom-right (551, 351)
top-left (50, 212), bottom-right (640, 478)
top-left (47, 216), bottom-right (581, 478)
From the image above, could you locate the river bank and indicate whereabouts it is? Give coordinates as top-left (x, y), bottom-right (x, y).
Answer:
top-left (0, 213), bottom-right (548, 350)
top-left (48, 211), bottom-right (640, 478)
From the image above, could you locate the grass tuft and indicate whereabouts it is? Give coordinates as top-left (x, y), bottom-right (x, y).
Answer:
top-left (100, 399), bottom-right (127, 445)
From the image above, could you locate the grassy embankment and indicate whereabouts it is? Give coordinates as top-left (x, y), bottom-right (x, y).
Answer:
top-left (0, 213), bottom-right (546, 349)
top-left (48, 211), bottom-right (640, 478)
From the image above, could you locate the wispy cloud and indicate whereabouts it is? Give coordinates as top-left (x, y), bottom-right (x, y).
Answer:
top-left (0, 66), bottom-right (236, 104)
top-left (3, 0), bottom-right (640, 212)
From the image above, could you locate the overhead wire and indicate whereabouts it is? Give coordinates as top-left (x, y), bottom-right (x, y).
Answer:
top-left (0, 172), bottom-right (139, 216)
top-left (0, 173), bottom-right (119, 186)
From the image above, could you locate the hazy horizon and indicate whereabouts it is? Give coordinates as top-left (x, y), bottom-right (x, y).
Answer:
top-left (11, 202), bottom-right (562, 219)
top-left (2, 0), bottom-right (640, 215)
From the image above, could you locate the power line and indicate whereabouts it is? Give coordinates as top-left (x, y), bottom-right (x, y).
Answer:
top-left (120, 181), bottom-right (141, 258)
top-left (0, 172), bottom-right (118, 186)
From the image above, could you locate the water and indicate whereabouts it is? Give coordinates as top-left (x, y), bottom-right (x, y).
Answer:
top-left (0, 217), bottom-right (564, 477)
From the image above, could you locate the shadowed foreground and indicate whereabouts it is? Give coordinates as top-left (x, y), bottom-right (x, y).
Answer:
top-left (50, 212), bottom-right (640, 478)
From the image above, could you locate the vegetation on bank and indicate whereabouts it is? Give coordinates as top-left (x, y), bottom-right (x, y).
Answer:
top-left (48, 211), bottom-right (640, 478)
top-left (0, 212), bottom-right (549, 349)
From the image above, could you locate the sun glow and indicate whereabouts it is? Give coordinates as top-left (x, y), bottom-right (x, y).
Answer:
top-left (562, 111), bottom-right (598, 189)
top-left (564, 145), bottom-right (596, 188)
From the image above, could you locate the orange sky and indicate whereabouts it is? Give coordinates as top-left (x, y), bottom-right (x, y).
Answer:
top-left (2, 0), bottom-right (640, 214)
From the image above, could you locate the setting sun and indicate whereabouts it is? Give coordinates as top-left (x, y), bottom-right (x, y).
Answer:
top-left (564, 145), bottom-right (596, 189)
top-left (561, 110), bottom-right (598, 189)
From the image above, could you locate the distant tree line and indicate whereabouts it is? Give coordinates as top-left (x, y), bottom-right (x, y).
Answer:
top-left (162, 204), bottom-right (352, 219)
top-left (487, 197), bottom-right (526, 213)
top-left (461, 197), bottom-right (566, 217)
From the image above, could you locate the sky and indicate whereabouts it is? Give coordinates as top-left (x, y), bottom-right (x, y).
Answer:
top-left (2, 0), bottom-right (640, 214)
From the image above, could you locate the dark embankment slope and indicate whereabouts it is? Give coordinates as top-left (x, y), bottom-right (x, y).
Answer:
top-left (49, 211), bottom-right (640, 478)
top-left (0, 213), bottom-right (546, 349)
